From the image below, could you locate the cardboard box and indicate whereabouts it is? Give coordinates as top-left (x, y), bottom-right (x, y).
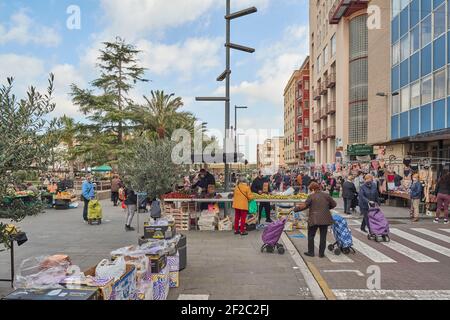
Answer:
top-left (82, 264), bottom-right (136, 300)
top-left (148, 253), bottom-right (167, 274)
top-left (143, 223), bottom-right (176, 239)
top-left (169, 271), bottom-right (179, 288)
top-left (3, 288), bottom-right (99, 300)
top-left (151, 266), bottom-right (169, 300)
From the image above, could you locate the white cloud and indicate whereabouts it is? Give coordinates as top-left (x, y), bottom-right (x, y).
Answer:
top-left (0, 54), bottom-right (45, 86)
top-left (100, 0), bottom-right (272, 40)
top-left (137, 37), bottom-right (222, 80)
top-left (50, 64), bottom-right (87, 118)
top-left (216, 24), bottom-right (309, 106)
top-left (0, 9), bottom-right (60, 47)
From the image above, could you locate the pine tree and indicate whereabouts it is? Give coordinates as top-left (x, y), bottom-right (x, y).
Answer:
top-left (70, 37), bottom-right (148, 161)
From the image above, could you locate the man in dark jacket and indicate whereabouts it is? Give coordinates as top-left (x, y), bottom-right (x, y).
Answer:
top-left (192, 169), bottom-right (216, 210)
top-left (342, 176), bottom-right (357, 215)
top-left (251, 172), bottom-right (273, 223)
top-left (358, 175), bottom-right (380, 232)
top-left (192, 169), bottom-right (216, 190)
top-left (302, 174), bottom-right (311, 193)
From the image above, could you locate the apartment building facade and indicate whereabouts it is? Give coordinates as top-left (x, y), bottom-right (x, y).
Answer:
top-left (388, 0), bottom-right (450, 173)
top-left (309, 0), bottom-right (391, 164)
top-left (295, 57), bottom-right (312, 164)
top-left (257, 137), bottom-right (285, 173)
top-left (284, 70), bottom-right (301, 167)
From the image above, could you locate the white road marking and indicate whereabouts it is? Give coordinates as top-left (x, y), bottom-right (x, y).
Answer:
top-left (322, 270), bottom-right (364, 277)
top-left (440, 229), bottom-right (450, 234)
top-left (390, 228), bottom-right (450, 257)
top-left (353, 229), bottom-right (438, 263)
top-left (280, 233), bottom-right (326, 300)
top-left (298, 230), bottom-right (354, 263)
top-left (178, 294), bottom-right (210, 300)
top-left (351, 237), bottom-right (396, 263)
top-left (412, 228), bottom-right (450, 244)
top-left (333, 289), bottom-right (450, 300)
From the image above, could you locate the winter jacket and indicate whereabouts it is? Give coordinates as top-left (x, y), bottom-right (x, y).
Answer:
top-left (251, 177), bottom-right (271, 194)
top-left (358, 182), bottom-right (380, 211)
top-left (82, 180), bottom-right (95, 200)
top-left (409, 181), bottom-right (423, 199)
top-left (296, 192), bottom-right (336, 226)
top-left (232, 183), bottom-right (254, 211)
top-left (342, 181), bottom-right (357, 199)
top-left (436, 178), bottom-right (450, 195)
top-left (111, 178), bottom-right (122, 192)
top-left (302, 175), bottom-right (311, 188)
top-left (193, 172), bottom-right (216, 190)
top-left (124, 189), bottom-right (137, 205)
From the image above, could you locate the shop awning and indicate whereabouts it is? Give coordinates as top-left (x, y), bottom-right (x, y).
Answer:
top-left (91, 165), bottom-right (113, 172)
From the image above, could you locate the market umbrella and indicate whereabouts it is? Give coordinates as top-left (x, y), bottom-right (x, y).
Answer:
top-left (91, 165), bottom-right (112, 172)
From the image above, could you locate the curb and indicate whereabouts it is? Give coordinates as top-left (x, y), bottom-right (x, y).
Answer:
top-left (281, 232), bottom-right (327, 300)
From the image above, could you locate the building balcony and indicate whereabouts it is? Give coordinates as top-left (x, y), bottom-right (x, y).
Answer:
top-left (327, 126), bottom-right (336, 138)
top-left (313, 133), bottom-right (321, 143)
top-left (320, 108), bottom-right (327, 120)
top-left (313, 111), bottom-right (321, 123)
top-left (319, 83), bottom-right (327, 95)
top-left (327, 101), bottom-right (336, 115)
top-left (329, 0), bottom-right (369, 24)
top-left (326, 73), bottom-right (336, 88)
top-left (313, 89), bottom-right (321, 101)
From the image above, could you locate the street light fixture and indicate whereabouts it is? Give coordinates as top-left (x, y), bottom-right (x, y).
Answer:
top-left (196, 97), bottom-right (229, 102)
top-left (225, 43), bottom-right (256, 53)
top-left (195, 0), bottom-right (257, 217)
top-left (225, 6), bottom-right (258, 20)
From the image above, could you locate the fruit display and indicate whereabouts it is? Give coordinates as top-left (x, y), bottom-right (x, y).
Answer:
top-left (252, 193), bottom-right (309, 200)
top-left (55, 191), bottom-right (75, 200)
top-left (162, 192), bottom-right (195, 199)
top-left (14, 190), bottom-right (37, 197)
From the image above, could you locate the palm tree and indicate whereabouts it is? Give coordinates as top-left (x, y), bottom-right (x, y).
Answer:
top-left (131, 90), bottom-right (196, 139)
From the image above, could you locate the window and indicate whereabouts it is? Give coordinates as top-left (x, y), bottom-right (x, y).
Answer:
top-left (401, 86), bottom-right (410, 112)
top-left (400, 35), bottom-right (409, 61)
top-left (317, 55), bottom-right (321, 74)
top-left (323, 46), bottom-right (328, 65)
top-left (393, 42), bottom-right (400, 65)
top-left (400, 0), bottom-right (408, 11)
top-left (304, 138), bottom-right (309, 147)
top-left (392, 94), bottom-right (400, 115)
top-left (304, 118), bottom-right (310, 128)
top-left (392, 0), bottom-right (401, 18)
top-left (410, 81), bottom-right (420, 108)
top-left (448, 66), bottom-right (450, 95)
top-left (433, 4), bottom-right (446, 39)
top-left (421, 75), bottom-right (432, 104)
top-left (410, 25), bottom-right (420, 54)
top-left (434, 69), bottom-right (446, 100)
top-left (421, 15), bottom-right (432, 47)
top-left (331, 34), bottom-right (336, 56)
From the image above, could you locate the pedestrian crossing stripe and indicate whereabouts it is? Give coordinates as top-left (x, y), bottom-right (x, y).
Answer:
top-left (411, 228), bottom-right (450, 244)
top-left (178, 294), bottom-right (210, 300)
top-left (390, 228), bottom-right (450, 258)
top-left (350, 235), bottom-right (396, 263)
top-left (332, 289), bottom-right (450, 300)
top-left (440, 229), bottom-right (450, 234)
top-left (298, 230), bottom-right (354, 263)
top-left (353, 229), bottom-right (438, 263)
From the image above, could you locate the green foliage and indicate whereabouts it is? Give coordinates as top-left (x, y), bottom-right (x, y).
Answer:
top-left (119, 138), bottom-right (187, 200)
top-left (0, 75), bottom-right (57, 246)
top-left (70, 37), bottom-right (148, 162)
top-left (130, 90), bottom-right (196, 139)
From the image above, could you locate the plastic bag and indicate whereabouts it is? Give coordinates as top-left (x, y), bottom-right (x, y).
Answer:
top-left (248, 200), bottom-right (258, 214)
top-left (14, 255), bottom-right (72, 289)
top-left (95, 256), bottom-right (126, 282)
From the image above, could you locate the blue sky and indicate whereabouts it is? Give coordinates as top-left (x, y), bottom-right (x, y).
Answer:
top-left (0, 0), bottom-right (309, 162)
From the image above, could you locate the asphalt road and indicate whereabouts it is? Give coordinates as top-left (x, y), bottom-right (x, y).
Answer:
top-left (287, 213), bottom-right (450, 299)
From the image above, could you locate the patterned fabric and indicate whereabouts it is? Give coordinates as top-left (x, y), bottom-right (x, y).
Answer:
top-left (331, 214), bottom-right (353, 249)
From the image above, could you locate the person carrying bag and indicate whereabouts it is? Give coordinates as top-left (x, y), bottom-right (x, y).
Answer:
top-left (232, 176), bottom-right (255, 236)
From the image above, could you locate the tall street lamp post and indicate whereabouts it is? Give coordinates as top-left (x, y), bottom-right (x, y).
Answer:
top-left (196, 1), bottom-right (257, 216)
top-left (235, 105), bottom-right (248, 154)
